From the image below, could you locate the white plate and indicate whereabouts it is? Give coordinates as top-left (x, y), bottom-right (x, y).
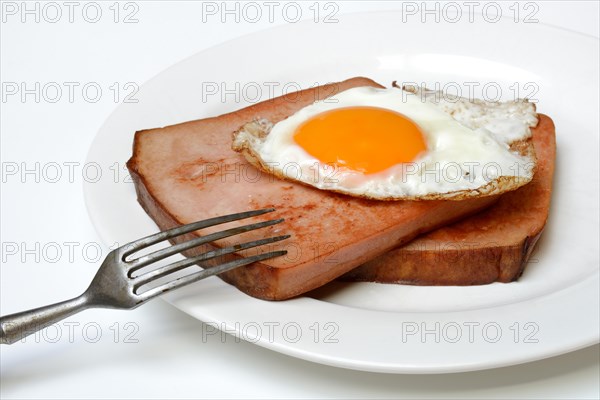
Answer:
top-left (83, 12), bottom-right (599, 373)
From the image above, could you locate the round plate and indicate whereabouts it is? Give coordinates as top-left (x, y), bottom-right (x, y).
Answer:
top-left (83, 12), bottom-right (599, 373)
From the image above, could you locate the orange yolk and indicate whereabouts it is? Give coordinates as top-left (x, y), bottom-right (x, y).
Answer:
top-left (293, 106), bottom-right (427, 174)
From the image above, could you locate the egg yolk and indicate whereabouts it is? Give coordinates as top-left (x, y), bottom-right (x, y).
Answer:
top-left (293, 106), bottom-right (427, 174)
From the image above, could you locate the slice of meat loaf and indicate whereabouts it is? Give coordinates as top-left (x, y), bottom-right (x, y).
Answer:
top-left (127, 77), bottom-right (499, 300)
top-left (342, 114), bottom-right (555, 285)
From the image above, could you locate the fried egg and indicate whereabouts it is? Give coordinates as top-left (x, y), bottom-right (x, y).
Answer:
top-left (232, 86), bottom-right (538, 200)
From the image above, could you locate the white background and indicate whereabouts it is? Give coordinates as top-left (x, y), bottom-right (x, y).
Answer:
top-left (1, 1), bottom-right (599, 398)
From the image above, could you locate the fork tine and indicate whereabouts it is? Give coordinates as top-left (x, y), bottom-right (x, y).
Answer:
top-left (136, 250), bottom-right (287, 301)
top-left (127, 218), bottom-right (284, 274)
top-left (132, 234), bottom-right (290, 289)
top-left (122, 208), bottom-right (276, 256)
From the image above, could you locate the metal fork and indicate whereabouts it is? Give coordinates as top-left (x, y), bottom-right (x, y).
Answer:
top-left (0, 208), bottom-right (288, 345)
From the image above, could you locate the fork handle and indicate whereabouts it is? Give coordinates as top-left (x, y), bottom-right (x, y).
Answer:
top-left (0, 295), bottom-right (90, 345)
